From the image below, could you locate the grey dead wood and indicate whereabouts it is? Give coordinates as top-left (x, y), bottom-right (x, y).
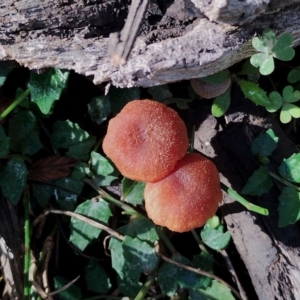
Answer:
top-left (192, 89), bottom-right (300, 300)
top-left (0, 192), bottom-right (24, 300)
top-left (1, 0), bottom-right (300, 87)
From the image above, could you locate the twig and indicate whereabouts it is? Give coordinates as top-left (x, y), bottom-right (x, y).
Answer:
top-left (32, 209), bottom-right (124, 241)
top-left (42, 236), bottom-right (54, 299)
top-left (156, 252), bottom-right (242, 300)
top-left (109, 0), bottom-right (149, 65)
top-left (47, 275), bottom-right (80, 296)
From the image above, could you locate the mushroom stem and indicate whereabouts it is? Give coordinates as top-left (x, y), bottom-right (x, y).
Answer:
top-left (221, 183), bottom-right (269, 216)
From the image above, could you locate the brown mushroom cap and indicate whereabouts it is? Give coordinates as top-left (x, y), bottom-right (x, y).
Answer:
top-left (190, 77), bottom-right (231, 99)
top-left (102, 99), bottom-right (189, 182)
top-left (144, 153), bottom-right (222, 232)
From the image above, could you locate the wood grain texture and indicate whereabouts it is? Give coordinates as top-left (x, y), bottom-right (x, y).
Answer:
top-left (1, 0), bottom-right (300, 87)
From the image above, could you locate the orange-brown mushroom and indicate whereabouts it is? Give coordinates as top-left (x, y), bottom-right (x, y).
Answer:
top-left (144, 153), bottom-right (222, 232)
top-left (102, 99), bottom-right (189, 182)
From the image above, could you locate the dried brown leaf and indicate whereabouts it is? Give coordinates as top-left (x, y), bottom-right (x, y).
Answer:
top-left (28, 156), bottom-right (77, 182)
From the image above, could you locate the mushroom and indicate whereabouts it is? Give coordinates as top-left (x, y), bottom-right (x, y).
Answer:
top-left (190, 77), bottom-right (231, 99)
top-left (144, 153), bottom-right (222, 232)
top-left (102, 99), bottom-right (189, 183)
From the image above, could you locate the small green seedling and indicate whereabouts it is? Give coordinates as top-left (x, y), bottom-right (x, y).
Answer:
top-left (267, 86), bottom-right (300, 123)
top-left (251, 29), bottom-right (295, 75)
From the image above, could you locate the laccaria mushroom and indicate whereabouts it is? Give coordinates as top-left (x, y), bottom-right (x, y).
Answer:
top-left (190, 77), bottom-right (231, 99)
top-left (102, 100), bottom-right (189, 182)
top-left (144, 153), bottom-right (222, 232)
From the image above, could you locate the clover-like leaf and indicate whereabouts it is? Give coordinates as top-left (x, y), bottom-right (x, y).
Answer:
top-left (287, 67), bottom-right (300, 83)
top-left (250, 53), bottom-right (274, 76)
top-left (200, 222), bottom-right (231, 250)
top-left (251, 30), bottom-right (295, 75)
top-left (267, 91), bottom-right (283, 112)
top-left (280, 104), bottom-right (300, 124)
top-left (242, 166), bottom-right (273, 196)
top-left (278, 187), bottom-right (300, 227)
top-left (252, 29), bottom-right (276, 52)
top-left (272, 33), bottom-right (295, 61)
top-left (282, 85), bottom-right (300, 103)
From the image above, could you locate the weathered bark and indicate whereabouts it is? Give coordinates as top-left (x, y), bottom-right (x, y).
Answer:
top-left (1, 0), bottom-right (300, 87)
top-left (192, 88), bottom-right (300, 300)
top-left (0, 193), bottom-right (24, 300)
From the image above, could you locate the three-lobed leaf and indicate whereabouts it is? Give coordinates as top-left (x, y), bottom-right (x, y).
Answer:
top-left (69, 199), bottom-right (112, 251)
top-left (29, 68), bottom-right (69, 114)
top-left (121, 177), bottom-right (145, 205)
top-left (88, 95), bottom-right (111, 125)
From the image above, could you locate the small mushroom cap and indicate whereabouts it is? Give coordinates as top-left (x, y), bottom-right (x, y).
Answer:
top-left (190, 77), bottom-right (231, 99)
top-left (102, 99), bottom-right (189, 182)
top-left (144, 153), bottom-right (222, 232)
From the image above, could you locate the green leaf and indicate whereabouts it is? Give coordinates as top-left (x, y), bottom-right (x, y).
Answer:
top-left (279, 153), bottom-right (300, 183)
top-left (121, 177), bottom-right (145, 205)
top-left (0, 158), bottom-right (28, 205)
top-left (50, 120), bottom-right (89, 149)
top-left (0, 125), bottom-right (10, 155)
top-left (288, 104), bottom-right (300, 118)
top-left (287, 68), bottom-right (300, 83)
top-left (148, 85), bottom-right (173, 101)
top-left (240, 59), bottom-right (260, 75)
top-left (118, 218), bottom-right (159, 243)
top-left (109, 235), bottom-right (159, 296)
top-left (239, 80), bottom-right (271, 106)
top-left (85, 260), bottom-right (111, 293)
top-left (53, 276), bottom-right (82, 300)
top-left (267, 91), bottom-right (283, 112)
top-left (88, 95), bottom-right (111, 125)
top-left (90, 151), bottom-right (115, 176)
top-left (206, 215), bottom-right (220, 229)
top-left (201, 70), bottom-right (230, 84)
top-left (251, 129), bottom-right (278, 160)
top-left (189, 279), bottom-right (235, 300)
top-left (280, 105), bottom-right (292, 123)
top-left (66, 135), bottom-right (96, 161)
top-left (282, 86), bottom-right (300, 103)
top-left (200, 223), bottom-right (231, 250)
top-left (0, 67), bottom-right (12, 87)
top-left (29, 68), bottom-right (69, 114)
top-left (252, 29), bottom-right (276, 52)
top-left (158, 253), bottom-right (213, 297)
top-left (211, 87), bottom-right (231, 117)
top-left (8, 110), bottom-right (43, 155)
top-left (242, 166), bottom-right (273, 196)
top-left (278, 187), bottom-right (300, 227)
top-left (272, 33), bottom-right (295, 61)
top-left (109, 86), bottom-right (141, 113)
top-left (69, 199), bottom-right (112, 251)
top-left (54, 172), bottom-right (84, 211)
top-left (31, 184), bottom-right (54, 208)
top-left (250, 53), bottom-right (274, 75)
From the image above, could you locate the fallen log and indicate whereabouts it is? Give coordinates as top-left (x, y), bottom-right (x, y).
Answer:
top-left (1, 0), bottom-right (300, 87)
